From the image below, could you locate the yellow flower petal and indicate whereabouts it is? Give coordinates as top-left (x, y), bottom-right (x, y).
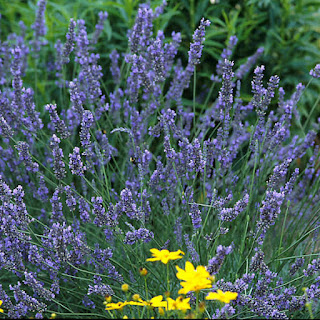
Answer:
top-left (147, 248), bottom-right (184, 264)
top-left (167, 296), bottom-right (191, 311)
top-left (206, 290), bottom-right (238, 303)
top-left (176, 261), bottom-right (213, 294)
top-left (105, 301), bottom-right (128, 310)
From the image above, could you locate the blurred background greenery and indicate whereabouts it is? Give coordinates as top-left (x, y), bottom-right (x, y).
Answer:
top-left (1, 0), bottom-right (320, 133)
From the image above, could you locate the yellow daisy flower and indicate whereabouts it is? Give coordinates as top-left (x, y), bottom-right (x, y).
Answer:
top-left (167, 296), bottom-right (191, 311)
top-left (0, 300), bottom-right (3, 313)
top-left (176, 261), bottom-right (213, 294)
top-left (205, 290), bottom-right (238, 303)
top-left (146, 248), bottom-right (185, 264)
top-left (105, 301), bottom-right (128, 310)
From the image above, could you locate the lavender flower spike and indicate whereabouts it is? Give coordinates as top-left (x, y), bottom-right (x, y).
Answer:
top-left (69, 147), bottom-right (86, 176)
top-left (30, 0), bottom-right (47, 54)
top-left (62, 18), bottom-right (76, 64)
top-left (80, 110), bottom-right (94, 147)
top-left (310, 64), bottom-right (320, 78)
top-left (188, 18), bottom-right (211, 66)
top-left (46, 104), bottom-right (70, 139)
top-left (91, 11), bottom-right (108, 45)
top-left (0, 116), bottom-right (14, 137)
top-left (15, 141), bottom-right (39, 173)
top-left (50, 134), bottom-right (66, 180)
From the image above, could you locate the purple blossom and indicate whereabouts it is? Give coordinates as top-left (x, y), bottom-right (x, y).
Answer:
top-left (290, 257), bottom-right (305, 276)
top-left (30, 0), bottom-right (47, 54)
top-left (0, 116), bottom-right (14, 138)
top-left (188, 18), bottom-right (211, 66)
top-left (15, 141), bottom-right (39, 173)
top-left (219, 194), bottom-right (249, 222)
top-left (216, 35), bottom-right (238, 75)
top-left (62, 18), bottom-right (76, 64)
top-left (124, 227), bottom-right (154, 245)
top-left (87, 283), bottom-right (113, 296)
top-left (69, 147), bottom-right (86, 176)
top-left (80, 110), bottom-right (94, 147)
top-left (50, 134), bottom-right (66, 180)
top-left (46, 104), bottom-right (70, 139)
top-left (149, 37), bottom-right (165, 82)
top-left (92, 197), bottom-right (119, 227)
top-left (184, 234), bottom-right (199, 263)
top-left (189, 202), bottom-right (202, 229)
top-left (310, 64), bottom-right (320, 78)
top-left (109, 50), bottom-right (121, 84)
top-left (91, 11), bottom-right (108, 45)
top-left (9, 282), bottom-right (47, 318)
top-left (304, 258), bottom-right (320, 277)
top-left (129, 7), bottom-right (153, 54)
top-left (23, 272), bottom-right (55, 301)
top-left (207, 243), bottom-right (234, 275)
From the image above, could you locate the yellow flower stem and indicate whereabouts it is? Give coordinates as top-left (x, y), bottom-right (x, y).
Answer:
top-left (306, 302), bottom-right (314, 320)
top-left (167, 264), bottom-right (170, 293)
top-left (304, 289), bottom-right (314, 320)
top-left (144, 277), bottom-right (149, 300)
top-left (196, 291), bottom-right (199, 319)
top-left (144, 277), bottom-right (150, 319)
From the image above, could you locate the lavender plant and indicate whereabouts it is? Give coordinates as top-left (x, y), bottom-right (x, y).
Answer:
top-left (0, 1), bottom-right (319, 319)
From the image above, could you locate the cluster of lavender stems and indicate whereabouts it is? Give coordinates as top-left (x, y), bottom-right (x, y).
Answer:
top-left (0, 1), bottom-right (319, 319)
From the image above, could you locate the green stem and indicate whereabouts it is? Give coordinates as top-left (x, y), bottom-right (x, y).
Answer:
top-left (277, 200), bottom-right (290, 269)
top-left (303, 93), bottom-right (320, 131)
top-left (195, 291), bottom-right (199, 319)
top-left (167, 263), bottom-right (170, 293)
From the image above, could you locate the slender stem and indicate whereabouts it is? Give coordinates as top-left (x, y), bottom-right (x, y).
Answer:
top-left (193, 66), bottom-right (197, 131)
top-left (167, 263), bottom-right (170, 293)
top-left (303, 93), bottom-right (320, 131)
top-left (277, 200), bottom-right (290, 269)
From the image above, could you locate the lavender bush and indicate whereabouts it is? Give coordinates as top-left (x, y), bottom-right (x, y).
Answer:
top-left (0, 1), bottom-right (319, 318)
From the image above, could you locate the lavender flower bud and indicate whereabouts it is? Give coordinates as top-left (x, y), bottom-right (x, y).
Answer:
top-left (0, 115), bottom-right (14, 137)
top-left (50, 134), bottom-right (66, 180)
top-left (69, 81), bottom-right (84, 117)
top-left (129, 7), bottom-right (153, 54)
top-left (87, 283), bottom-right (114, 296)
top-left (207, 243), bottom-right (233, 275)
top-left (24, 272), bottom-right (55, 301)
top-left (184, 234), bottom-right (200, 263)
top-left (15, 141), bottom-right (39, 172)
top-left (216, 35), bottom-right (238, 75)
top-left (46, 104), bottom-right (70, 139)
top-left (91, 11), bottom-right (108, 45)
top-left (219, 194), bottom-right (249, 222)
top-left (149, 38), bottom-right (165, 82)
top-left (124, 227), bottom-right (154, 245)
top-left (62, 18), bottom-right (76, 64)
top-left (250, 249), bottom-right (268, 274)
top-left (69, 147), bottom-right (86, 176)
top-left (290, 257), bottom-right (305, 276)
top-left (310, 64), bottom-right (320, 78)
top-left (303, 258), bottom-right (320, 277)
top-left (64, 186), bottom-right (77, 211)
top-left (80, 110), bottom-right (94, 147)
top-left (30, 0), bottom-right (47, 54)
top-left (174, 217), bottom-right (183, 246)
top-left (188, 18), bottom-right (211, 66)
top-left (189, 202), bottom-right (202, 229)
top-left (109, 49), bottom-right (121, 85)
